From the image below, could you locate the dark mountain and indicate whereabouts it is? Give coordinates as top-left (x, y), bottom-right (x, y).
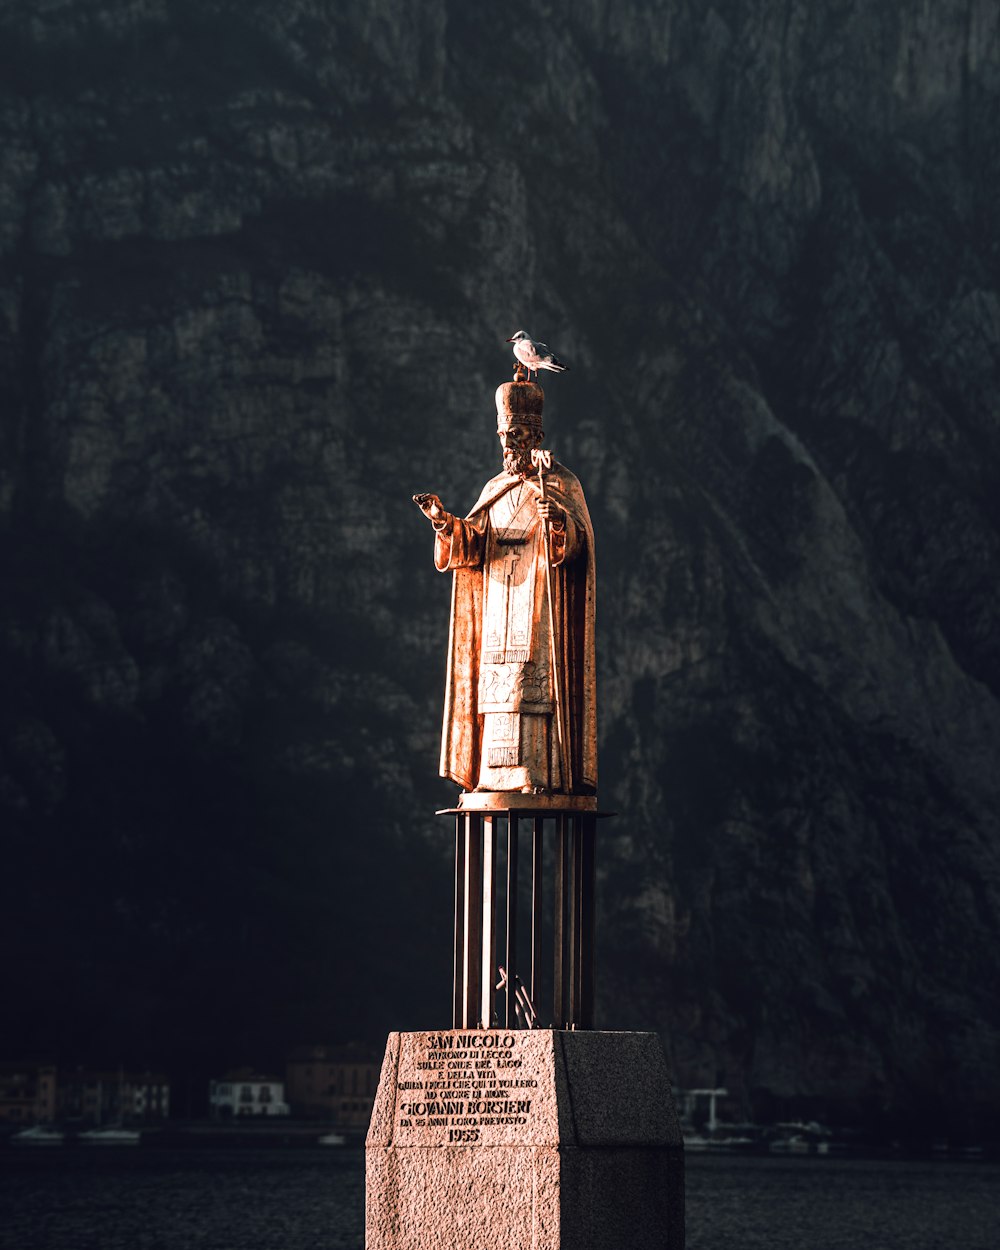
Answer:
top-left (1, 0), bottom-right (998, 1138)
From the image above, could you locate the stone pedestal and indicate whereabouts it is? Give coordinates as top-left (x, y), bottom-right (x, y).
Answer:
top-left (366, 1029), bottom-right (684, 1249)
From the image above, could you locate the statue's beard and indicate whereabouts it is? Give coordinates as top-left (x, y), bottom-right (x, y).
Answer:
top-left (503, 446), bottom-right (535, 477)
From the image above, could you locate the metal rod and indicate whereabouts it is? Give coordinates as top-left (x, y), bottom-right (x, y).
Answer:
top-left (580, 814), bottom-right (596, 1029)
top-left (464, 814), bottom-right (483, 1030)
top-left (554, 814), bottom-right (568, 1028)
top-left (530, 817), bottom-right (543, 1010)
top-left (481, 816), bottom-right (497, 1028)
top-left (453, 816), bottom-right (465, 1029)
top-left (570, 814), bottom-right (583, 1027)
top-left (505, 815), bottom-right (519, 1029)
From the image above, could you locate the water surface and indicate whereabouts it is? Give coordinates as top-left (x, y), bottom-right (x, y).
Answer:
top-left (2, 1147), bottom-right (996, 1249)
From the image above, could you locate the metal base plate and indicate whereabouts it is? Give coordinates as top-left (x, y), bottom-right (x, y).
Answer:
top-left (441, 791), bottom-right (599, 813)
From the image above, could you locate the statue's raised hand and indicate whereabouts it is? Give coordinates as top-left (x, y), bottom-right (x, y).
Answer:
top-left (413, 492), bottom-right (449, 524)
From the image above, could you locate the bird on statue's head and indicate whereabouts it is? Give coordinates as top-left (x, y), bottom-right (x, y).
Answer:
top-left (506, 330), bottom-right (569, 381)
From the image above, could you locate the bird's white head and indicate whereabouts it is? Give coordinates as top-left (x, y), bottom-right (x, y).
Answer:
top-left (506, 330), bottom-right (530, 343)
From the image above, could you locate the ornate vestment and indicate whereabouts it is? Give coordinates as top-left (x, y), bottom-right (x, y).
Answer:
top-left (434, 461), bottom-right (597, 793)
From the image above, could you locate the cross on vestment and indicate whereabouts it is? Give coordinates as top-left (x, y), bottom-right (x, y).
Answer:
top-left (484, 538), bottom-right (531, 664)
top-left (477, 492), bottom-right (555, 786)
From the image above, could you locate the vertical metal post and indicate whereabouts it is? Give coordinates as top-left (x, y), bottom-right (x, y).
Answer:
top-left (530, 817), bottom-right (544, 1012)
top-left (480, 815), bottom-right (497, 1029)
top-left (569, 814), bottom-right (584, 1027)
top-left (580, 813), bottom-right (597, 1029)
top-left (505, 815), bottom-right (519, 1029)
top-left (554, 813), bottom-right (570, 1029)
top-left (453, 815), bottom-right (465, 1029)
top-left (463, 814), bottom-right (483, 1030)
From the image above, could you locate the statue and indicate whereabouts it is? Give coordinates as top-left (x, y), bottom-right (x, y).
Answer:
top-left (414, 380), bottom-right (596, 796)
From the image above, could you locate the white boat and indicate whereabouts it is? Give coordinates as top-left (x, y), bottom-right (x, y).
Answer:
top-left (768, 1134), bottom-right (812, 1154)
top-left (683, 1131), bottom-right (756, 1152)
top-left (317, 1131), bottom-right (346, 1146)
top-left (768, 1120), bottom-right (835, 1154)
top-left (11, 1125), bottom-right (66, 1146)
top-left (78, 1127), bottom-right (141, 1146)
top-left (77, 1067), bottom-right (141, 1145)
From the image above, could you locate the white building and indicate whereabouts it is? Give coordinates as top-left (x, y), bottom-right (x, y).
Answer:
top-left (209, 1071), bottom-right (290, 1118)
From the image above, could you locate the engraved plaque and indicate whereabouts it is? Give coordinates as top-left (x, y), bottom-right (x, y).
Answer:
top-left (388, 1030), bottom-right (555, 1148)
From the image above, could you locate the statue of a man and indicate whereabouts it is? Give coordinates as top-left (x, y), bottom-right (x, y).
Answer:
top-left (414, 381), bottom-right (597, 795)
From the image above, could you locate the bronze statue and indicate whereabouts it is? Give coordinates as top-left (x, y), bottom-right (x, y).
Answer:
top-left (414, 380), bottom-right (596, 796)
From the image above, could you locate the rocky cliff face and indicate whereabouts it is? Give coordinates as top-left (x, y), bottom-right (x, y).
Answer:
top-left (1, 0), bottom-right (998, 1133)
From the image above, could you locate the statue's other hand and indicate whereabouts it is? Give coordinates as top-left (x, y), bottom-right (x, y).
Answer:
top-left (413, 492), bottom-right (447, 523)
top-left (536, 498), bottom-right (565, 526)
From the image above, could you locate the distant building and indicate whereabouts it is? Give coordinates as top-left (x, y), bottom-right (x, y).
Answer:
top-left (209, 1070), bottom-right (290, 1118)
top-left (286, 1043), bottom-right (380, 1129)
top-left (0, 1063), bottom-right (58, 1124)
top-left (58, 1070), bottom-right (170, 1124)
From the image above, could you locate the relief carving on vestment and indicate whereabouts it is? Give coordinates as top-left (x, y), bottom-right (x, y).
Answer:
top-left (479, 661), bottom-right (552, 712)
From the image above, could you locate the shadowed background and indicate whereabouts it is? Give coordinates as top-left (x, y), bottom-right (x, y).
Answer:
top-left (1, 0), bottom-right (998, 1138)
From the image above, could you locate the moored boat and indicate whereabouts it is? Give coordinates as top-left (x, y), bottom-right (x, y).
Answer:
top-left (78, 1127), bottom-right (141, 1146)
top-left (11, 1125), bottom-right (66, 1146)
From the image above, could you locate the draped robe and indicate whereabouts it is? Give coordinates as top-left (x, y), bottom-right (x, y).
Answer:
top-left (433, 461), bottom-right (597, 794)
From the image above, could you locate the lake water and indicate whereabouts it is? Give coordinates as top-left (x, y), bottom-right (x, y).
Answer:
top-left (1, 1148), bottom-right (997, 1249)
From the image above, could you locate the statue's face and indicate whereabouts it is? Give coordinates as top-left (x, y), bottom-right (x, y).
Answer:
top-left (498, 423), bottom-right (542, 476)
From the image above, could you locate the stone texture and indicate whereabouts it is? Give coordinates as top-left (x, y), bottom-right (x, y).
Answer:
top-left (556, 1030), bottom-right (680, 1145)
top-left (367, 1146), bottom-right (562, 1250)
top-left (366, 1030), bottom-right (684, 1250)
top-left (368, 1032), bottom-right (401, 1149)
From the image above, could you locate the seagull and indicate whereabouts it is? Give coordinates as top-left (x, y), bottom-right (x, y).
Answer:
top-left (506, 330), bottom-right (569, 379)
